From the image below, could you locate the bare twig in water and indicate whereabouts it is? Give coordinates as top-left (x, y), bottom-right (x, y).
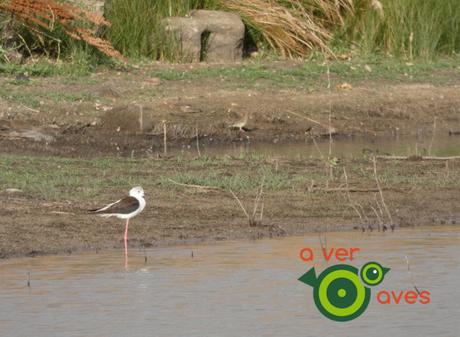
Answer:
top-left (428, 116), bottom-right (437, 156)
top-left (27, 271), bottom-right (31, 287)
top-left (372, 157), bottom-right (394, 227)
top-left (405, 255), bottom-right (421, 295)
top-left (369, 205), bottom-right (383, 232)
top-left (310, 132), bottom-right (332, 185)
top-left (311, 134), bottom-right (326, 162)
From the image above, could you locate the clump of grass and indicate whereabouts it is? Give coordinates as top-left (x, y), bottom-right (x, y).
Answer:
top-left (104, 0), bottom-right (360, 60)
top-left (344, 0), bottom-right (460, 59)
top-left (0, 1), bottom-right (115, 76)
top-left (105, 0), bottom-right (220, 60)
top-left (0, 52), bottom-right (97, 77)
top-left (3, 0), bottom-right (458, 63)
top-left (104, 0), bottom-right (157, 58)
top-left (0, 0), bottom-right (121, 59)
top-left (223, 0), bottom-right (357, 58)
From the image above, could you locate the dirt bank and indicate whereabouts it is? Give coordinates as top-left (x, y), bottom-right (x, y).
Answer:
top-left (1, 61), bottom-right (459, 157)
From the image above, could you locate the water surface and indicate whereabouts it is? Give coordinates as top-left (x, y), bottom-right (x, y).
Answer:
top-left (174, 134), bottom-right (460, 160)
top-left (1, 226), bottom-right (459, 337)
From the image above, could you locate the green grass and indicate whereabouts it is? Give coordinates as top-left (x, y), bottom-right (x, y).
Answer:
top-left (0, 85), bottom-right (41, 108)
top-left (344, 0), bottom-right (460, 59)
top-left (103, 0), bottom-right (460, 61)
top-left (149, 56), bottom-right (460, 88)
top-left (105, 0), bottom-right (220, 60)
top-left (0, 83), bottom-right (95, 107)
top-left (1, 153), bottom-right (458, 202)
top-left (0, 56), bottom-right (458, 110)
top-left (0, 57), bottom-right (96, 77)
top-left (2, 0), bottom-right (458, 64)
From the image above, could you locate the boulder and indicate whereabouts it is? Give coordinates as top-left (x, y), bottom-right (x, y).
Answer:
top-left (164, 10), bottom-right (245, 63)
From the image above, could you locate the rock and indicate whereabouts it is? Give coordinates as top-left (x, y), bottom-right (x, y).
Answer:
top-left (100, 105), bottom-right (154, 134)
top-left (164, 10), bottom-right (245, 63)
top-left (5, 188), bottom-right (23, 193)
top-left (0, 120), bottom-right (55, 142)
top-left (11, 129), bottom-right (55, 142)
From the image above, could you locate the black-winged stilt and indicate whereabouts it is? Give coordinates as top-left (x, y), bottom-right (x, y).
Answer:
top-left (89, 186), bottom-right (146, 263)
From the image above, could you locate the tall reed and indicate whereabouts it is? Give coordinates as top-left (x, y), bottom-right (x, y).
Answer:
top-left (344, 0), bottom-right (460, 59)
top-left (105, 0), bottom-right (220, 60)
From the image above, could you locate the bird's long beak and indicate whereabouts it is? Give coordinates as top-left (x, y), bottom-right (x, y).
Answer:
top-left (382, 266), bottom-right (390, 275)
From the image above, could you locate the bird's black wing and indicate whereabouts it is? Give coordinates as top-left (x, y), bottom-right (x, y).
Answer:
top-left (89, 196), bottom-right (139, 215)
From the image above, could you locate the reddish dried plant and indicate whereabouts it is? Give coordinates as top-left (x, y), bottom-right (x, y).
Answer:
top-left (0, 0), bottom-right (124, 60)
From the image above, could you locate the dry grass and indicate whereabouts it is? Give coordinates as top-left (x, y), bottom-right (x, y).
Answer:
top-left (0, 0), bottom-right (123, 59)
top-left (223, 0), bottom-right (356, 58)
top-left (225, 0), bottom-right (331, 57)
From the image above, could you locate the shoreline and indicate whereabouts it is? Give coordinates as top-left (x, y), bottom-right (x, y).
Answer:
top-left (1, 222), bottom-right (457, 260)
top-left (1, 154), bottom-right (458, 260)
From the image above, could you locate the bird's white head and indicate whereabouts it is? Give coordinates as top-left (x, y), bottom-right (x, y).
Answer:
top-left (129, 186), bottom-right (144, 199)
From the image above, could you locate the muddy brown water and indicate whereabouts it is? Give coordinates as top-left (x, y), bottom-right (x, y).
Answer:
top-left (1, 226), bottom-right (458, 336)
top-left (174, 134), bottom-right (460, 159)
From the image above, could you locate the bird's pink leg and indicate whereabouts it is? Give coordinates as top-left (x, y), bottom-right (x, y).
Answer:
top-left (124, 218), bottom-right (129, 246)
top-left (124, 218), bottom-right (129, 270)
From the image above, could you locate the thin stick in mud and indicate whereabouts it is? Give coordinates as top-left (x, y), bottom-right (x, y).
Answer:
top-left (195, 126), bottom-right (201, 157)
top-left (163, 120), bottom-right (167, 155)
top-left (428, 116), bottom-right (437, 156)
top-left (229, 177), bottom-right (265, 226)
top-left (372, 157), bottom-right (394, 227)
top-left (342, 167), bottom-right (364, 225)
top-left (326, 63), bottom-right (333, 181)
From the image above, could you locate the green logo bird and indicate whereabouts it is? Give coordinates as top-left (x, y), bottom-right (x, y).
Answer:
top-left (299, 262), bottom-right (390, 322)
